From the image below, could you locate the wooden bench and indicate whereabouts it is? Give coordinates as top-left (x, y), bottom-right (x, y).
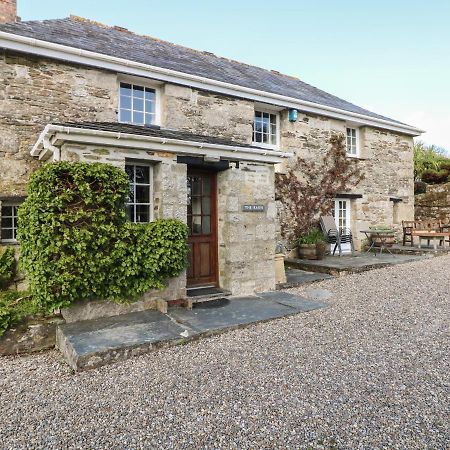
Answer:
top-left (403, 220), bottom-right (450, 247)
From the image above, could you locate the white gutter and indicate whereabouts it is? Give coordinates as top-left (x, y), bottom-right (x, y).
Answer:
top-left (31, 124), bottom-right (292, 164)
top-left (0, 30), bottom-right (424, 137)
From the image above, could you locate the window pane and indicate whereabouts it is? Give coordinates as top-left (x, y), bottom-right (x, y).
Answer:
top-left (202, 197), bottom-right (211, 215)
top-left (203, 177), bottom-right (211, 195)
top-left (202, 216), bottom-right (211, 234)
top-left (133, 85), bottom-right (144, 98)
top-left (126, 204), bottom-right (134, 222)
top-left (133, 112), bottom-right (144, 124)
top-left (261, 120), bottom-right (269, 134)
top-left (263, 112), bottom-right (269, 120)
top-left (191, 177), bottom-right (201, 196)
top-left (271, 123), bottom-right (277, 135)
top-left (1, 206), bottom-right (12, 216)
top-left (270, 114), bottom-right (276, 125)
top-left (270, 134), bottom-right (277, 145)
top-left (254, 120), bottom-right (262, 133)
top-left (125, 165), bottom-right (134, 181)
top-left (135, 166), bottom-right (150, 184)
top-left (145, 114), bottom-right (155, 125)
top-left (191, 197), bottom-right (201, 215)
top-left (120, 83), bottom-right (132, 96)
top-left (2, 217), bottom-right (13, 228)
top-left (133, 98), bottom-right (144, 112)
top-left (144, 89), bottom-right (155, 101)
top-left (120, 95), bottom-right (131, 110)
top-left (136, 186), bottom-right (150, 203)
top-left (135, 205), bottom-right (149, 223)
top-left (1, 228), bottom-right (13, 240)
top-left (120, 109), bottom-right (132, 123)
top-left (254, 132), bottom-right (262, 143)
top-left (145, 100), bottom-right (155, 114)
top-left (262, 133), bottom-right (269, 144)
top-left (192, 216), bottom-right (201, 235)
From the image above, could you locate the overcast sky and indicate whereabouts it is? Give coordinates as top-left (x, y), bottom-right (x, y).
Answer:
top-left (19, 0), bottom-right (450, 152)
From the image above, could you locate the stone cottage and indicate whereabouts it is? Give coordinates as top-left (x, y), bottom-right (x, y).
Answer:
top-left (0, 1), bottom-right (423, 301)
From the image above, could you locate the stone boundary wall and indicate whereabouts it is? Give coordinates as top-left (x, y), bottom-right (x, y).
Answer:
top-left (415, 182), bottom-right (450, 222)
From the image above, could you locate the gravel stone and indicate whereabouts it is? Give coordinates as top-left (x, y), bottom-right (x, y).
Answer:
top-left (1, 256), bottom-right (449, 449)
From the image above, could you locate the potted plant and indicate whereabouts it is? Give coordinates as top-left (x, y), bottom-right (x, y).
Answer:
top-left (369, 224), bottom-right (396, 248)
top-left (297, 228), bottom-right (327, 260)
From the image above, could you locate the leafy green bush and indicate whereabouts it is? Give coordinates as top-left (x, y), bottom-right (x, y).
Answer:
top-left (0, 246), bottom-right (15, 288)
top-left (414, 141), bottom-right (448, 181)
top-left (17, 162), bottom-right (188, 312)
top-left (0, 291), bottom-right (39, 336)
top-left (421, 169), bottom-right (449, 184)
top-left (298, 228), bottom-right (324, 245)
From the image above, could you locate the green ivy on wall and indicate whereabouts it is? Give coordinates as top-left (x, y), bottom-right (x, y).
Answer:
top-left (17, 161), bottom-right (188, 312)
top-left (0, 246), bottom-right (15, 288)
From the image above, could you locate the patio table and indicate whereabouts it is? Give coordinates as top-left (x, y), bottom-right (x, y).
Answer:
top-left (360, 230), bottom-right (394, 256)
top-left (411, 230), bottom-right (450, 252)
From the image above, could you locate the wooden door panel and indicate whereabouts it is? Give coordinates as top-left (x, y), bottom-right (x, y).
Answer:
top-left (187, 170), bottom-right (218, 287)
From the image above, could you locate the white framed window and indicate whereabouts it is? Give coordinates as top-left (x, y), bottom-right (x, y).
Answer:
top-left (1, 204), bottom-right (19, 243)
top-left (253, 110), bottom-right (279, 147)
top-left (125, 163), bottom-right (153, 223)
top-left (346, 127), bottom-right (359, 157)
top-left (119, 82), bottom-right (157, 126)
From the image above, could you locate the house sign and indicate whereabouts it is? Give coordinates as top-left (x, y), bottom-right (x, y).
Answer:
top-left (242, 204), bottom-right (265, 212)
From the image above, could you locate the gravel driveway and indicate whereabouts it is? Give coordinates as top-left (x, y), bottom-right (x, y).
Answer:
top-left (1, 256), bottom-right (449, 449)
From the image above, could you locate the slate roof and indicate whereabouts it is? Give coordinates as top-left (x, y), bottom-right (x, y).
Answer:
top-left (52, 122), bottom-right (265, 149)
top-left (0, 16), bottom-right (409, 126)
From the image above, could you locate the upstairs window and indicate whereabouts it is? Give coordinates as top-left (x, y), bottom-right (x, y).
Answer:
top-left (1, 204), bottom-right (19, 242)
top-left (119, 82), bottom-right (156, 126)
top-left (125, 163), bottom-right (153, 223)
top-left (253, 111), bottom-right (278, 147)
top-left (346, 127), bottom-right (359, 157)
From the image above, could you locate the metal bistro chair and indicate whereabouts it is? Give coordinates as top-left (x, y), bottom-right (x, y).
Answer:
top-left (402, 220), bottom-right (415, 247)
top-left (320, 216), bottom-right (355, 257)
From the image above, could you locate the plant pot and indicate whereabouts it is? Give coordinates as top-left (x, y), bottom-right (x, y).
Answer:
top-left (298, 243), bottom-right (326, 260)
top-left (370, 233), bottom-right (395, 248)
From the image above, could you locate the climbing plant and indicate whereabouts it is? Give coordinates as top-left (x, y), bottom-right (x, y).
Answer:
top-left (17, 162), bottom-right (188, 312)
top-left (275, 134), bottom-right (365, 246)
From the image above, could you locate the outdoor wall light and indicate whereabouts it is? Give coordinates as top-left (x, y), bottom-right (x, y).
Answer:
top-left (288, 108), bottom-right (298, 122)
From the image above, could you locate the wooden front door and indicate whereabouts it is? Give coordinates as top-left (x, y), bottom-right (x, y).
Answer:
top-left (187, 170), bottom-right (218, 287)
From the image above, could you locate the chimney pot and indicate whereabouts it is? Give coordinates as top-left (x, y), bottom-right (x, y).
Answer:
top-left (0, 0), bottom-right (18, 24)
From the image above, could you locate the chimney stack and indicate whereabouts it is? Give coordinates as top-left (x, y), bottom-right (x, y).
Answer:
top-left (0, 0), bottom-right (18, 24)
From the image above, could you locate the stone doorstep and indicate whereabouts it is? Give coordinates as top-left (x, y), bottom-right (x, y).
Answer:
top-left (56, 293), bottom-right (327, 372)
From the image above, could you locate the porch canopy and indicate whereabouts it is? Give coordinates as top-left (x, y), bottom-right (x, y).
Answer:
top-left (31, 122), bottom-right (292, 165)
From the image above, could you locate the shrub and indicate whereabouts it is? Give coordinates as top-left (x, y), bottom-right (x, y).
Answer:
top-left (298, 228), bottom-right (324, 245)
top-left (414, 181), bottom-right (427, 195)
top-left (17, 162), bottom-right (188, 312)
top-left (421, 169), bottom-right (449, 184)
top-left (0, 291), bottom-right (39, 337)
top-left (414, 141), bottom-right (448, 180)
top-left (0, 246), bottom-right (15, 288)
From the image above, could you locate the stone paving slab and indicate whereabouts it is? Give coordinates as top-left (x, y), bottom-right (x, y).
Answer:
top-left (57, 293), bottom-right (327, 371)
top-left (280, 268), bottom-right (334, 288)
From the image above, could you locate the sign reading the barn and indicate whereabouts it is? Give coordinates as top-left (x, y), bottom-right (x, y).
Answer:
top-left (242, 204), bottom-right (265, 212)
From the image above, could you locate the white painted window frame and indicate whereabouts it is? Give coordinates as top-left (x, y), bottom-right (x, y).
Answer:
top-left (118, 76), bottom-right (162, 126)
top-left (1, 203), bottom-right (20, 243)
top-left (125, 162), bottom-right (154, 223)
top-left (252, 109), bottom-right (280, 149)
top-left (346, 126), bottom-right (359, 157)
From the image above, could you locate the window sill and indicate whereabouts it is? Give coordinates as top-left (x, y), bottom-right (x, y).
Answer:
top-left (252, 142), bottom-right (280, 151)
top-left (0, 240), bottom-right (19, 246)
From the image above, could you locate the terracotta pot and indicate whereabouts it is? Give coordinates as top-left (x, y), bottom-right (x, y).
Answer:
top-left (370, 233), bottom-right (395, 247)
top-left (298, 243), bottom-right (326, 260)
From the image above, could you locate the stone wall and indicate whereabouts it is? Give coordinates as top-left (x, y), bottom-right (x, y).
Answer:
top-left (0, 50), bottom-right (117, 196)
top-left (415, 182), bottom-right (450, 222)
top-left (162, 84), bottom-right (253, 143)
top-left (278, 110), bottom-right (414, 249)
top-left (218, 162), bottom-right (276, 294)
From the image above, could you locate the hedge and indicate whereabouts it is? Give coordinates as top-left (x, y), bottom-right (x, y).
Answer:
top-left (0, 246), bottom-right (15, 288)
top-left (17, 162), bottom-right (188, 312)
